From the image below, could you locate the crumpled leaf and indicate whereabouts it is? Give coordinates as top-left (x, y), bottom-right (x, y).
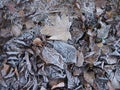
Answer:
top-left (25, 20), bottom-right (35, 29)
top-left (106, 56), bottom-right (117, 64)
top-left (110, 75), bottom-right (120, 89)
top-left (40, 86), bottom-right (47, 90)
top-left (23, 52), bottom-right (34, 75)
top-left (69, 18), bottom-right (84, 43)
top-left (107, 81), bottom-right (115, 90)
top-left (84, 71), bottom-right (95, 86)
top-left (44, 65), bottom-right (66, 79)
top-left (42, 47), bottom-right (65, 69)
top-left (76, 51), bottom-right (84, 67)
top-left (50, 41), bottom-right (77, 63)
top-left (4, 67), bottom-right (15, 79)
top-left (12, 24), bottom-right (22, 37)
top-left (66, 69), bottom-right (80, 89)
top-left (97, 21), bottom-right (111, 39)
top-left (32, 38), bottom-right (43, 46)
top-left (0, 73), bottom-right (7, 87)
top-left (51, 82), bottom-right (65, 90)
top-left (115, 65), bottom-right (120, 82)
top-left (1, 64), bottom-right (10, 76)
top-left (95, 77), bottom-right (109, 90)
top-left (41, 14), bottom-right (71, 41)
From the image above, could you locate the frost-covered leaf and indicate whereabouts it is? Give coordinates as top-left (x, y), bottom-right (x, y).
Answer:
top-left (50, 41), bottom-right (77, 63)
top-left (75, 51), bottom-right (84, 67)
top-left (42, 47), bottom-right (65, 69)
top-left (84, 71), bottom-right (95, 85)
top-left (97, 21), bottom-right (111, 39)
top-left (66, 69), bottom-right (80, 89)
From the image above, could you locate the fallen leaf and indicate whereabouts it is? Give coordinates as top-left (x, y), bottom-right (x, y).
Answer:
top-left (66, 69), bottom-right (80, 89)
top-left (33, 38), bottom-right (43, 46)
top-left (25, 20), bottom-right (35, 29)
top-left (110, 76), bottom-right (120, 89)
top-left (40, 86), bottom-right (47, 90)
top-left (96, 7), bottom-right (104, 16)
top-left (51, 41), bottom-right (77, 63)
top-left (97, 21), bottom-right (111, 39)
top-left (1, 64), bottom-right (10, 76)
top-left (12, 25), bottom-right (21, 37)
top-left (14, 67), bottom-right (19, 80)
top-left (18, 10), bottom-right (25, 17)
top-left (0, 73), bottom-right (7, 87)
top-left (115, 66), bottom-right (120, 82)
top-left (106, 11), bottom-right (113, 19)
top-left (76, 51), bottom-right (84, 67)
top-left (51, 82), bottom-right (65, 90)
top-left (97, 43), bottom-right (103, 48)
top-left (44, 65), bottom-right (66, 79)
top-left (107, 81), bottom-right (115, 90)
top-left (23, 52), bottom-right (34, 75)
top-left (42, 47), bottom-right (65, 69)
top-left (41, 14), bottom-right (71, 41)
top-left (106, 57), bottom-right (117, 64)
top-left (84, 71), bottom-right (95, 86)
top-left (6, 2), bottom-right (16, 13)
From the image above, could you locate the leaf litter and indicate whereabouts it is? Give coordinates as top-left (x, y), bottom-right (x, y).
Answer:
top-left (0, 0), bottom-right (120, 90)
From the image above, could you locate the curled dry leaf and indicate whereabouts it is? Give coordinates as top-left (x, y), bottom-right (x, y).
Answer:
top-left (51, 82), bottom-right (65, 90)
top-left (12, 25), bottom-right (22, 37)
top-left (1, 64), bottom-right (10, 76)
top-left (18, 10), bottom-right (25, 17)
top-left (33, 38), bottom-right (43, 46)
top-left (76, 51), bottom-right (84, 67)
top-left (25, 20), bottom-right (35, 29)
top-left (41, 14), bottom-right (71, 41)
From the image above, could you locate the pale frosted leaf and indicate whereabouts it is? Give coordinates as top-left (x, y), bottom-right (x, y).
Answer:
top-left (41, 14), bottom-right (71, 41)
top-left (42, 47), bottom-right (65, 69)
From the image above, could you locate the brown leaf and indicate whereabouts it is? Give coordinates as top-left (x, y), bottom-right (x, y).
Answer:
top-left (41, 14), bottom-right (71, 41)
top-left (25, 20), bottom-right (35, 29)
top-left (1, 64), bottom-right (10, 76)
top-left (33, 38), bottom-right (43, 46)
top-left (84, 71), bottom-right (95, 86)
top-left (76, 51), bottom-right (84, 67)
top-left (51, 82), bottom-right (65, 90)
top-left (18, 10), bottom-right (25, 17)
top-left (12, 25), bottom-right (22, 37)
